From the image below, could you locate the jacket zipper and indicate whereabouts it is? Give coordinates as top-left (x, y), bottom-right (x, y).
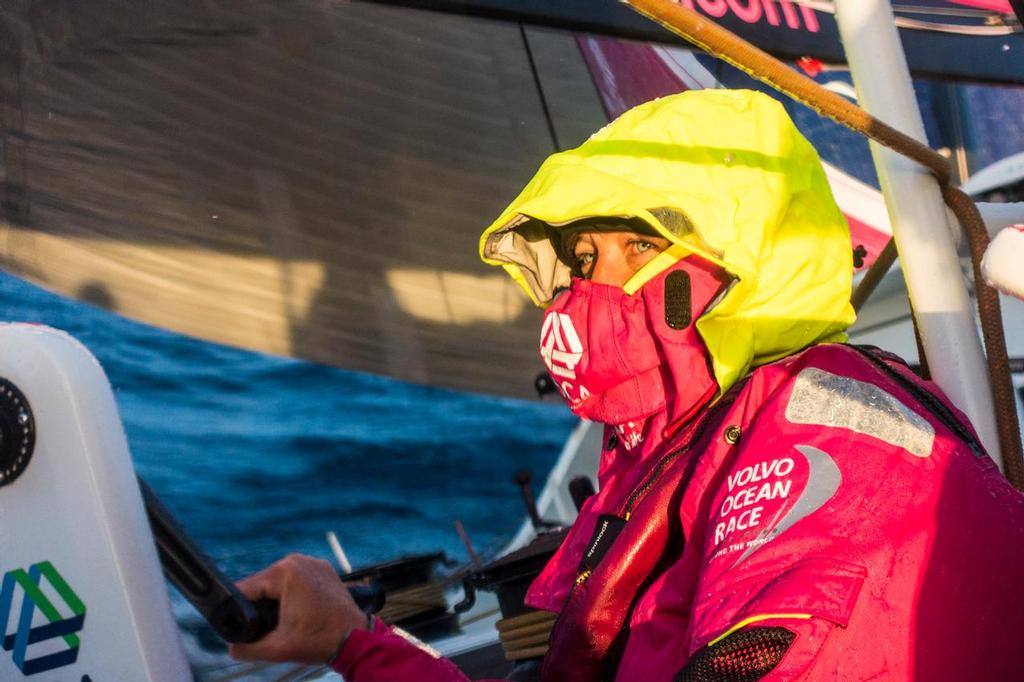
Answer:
top-left (572, 390), bottom-right (740, 591)
top-left (542, 385), bottom-right (746, 678)
top-left (621, 392), bottom-right (739, 521)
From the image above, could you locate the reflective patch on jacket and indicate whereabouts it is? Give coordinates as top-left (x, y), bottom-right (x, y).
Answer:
top-left (785, 367), bottom-right (934, 457)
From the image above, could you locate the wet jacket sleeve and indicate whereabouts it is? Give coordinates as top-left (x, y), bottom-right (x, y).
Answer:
top-left (330, 618), bottom-right (496, 682)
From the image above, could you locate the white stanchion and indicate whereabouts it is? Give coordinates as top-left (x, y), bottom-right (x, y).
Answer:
top-left (834, 0), bottom-right (1003, 467)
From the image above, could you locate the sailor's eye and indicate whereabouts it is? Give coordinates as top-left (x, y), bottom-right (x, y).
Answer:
top-left (633, 240), bottom-right (656, 253)
top-left (575, 251), bottom-right (595, 275)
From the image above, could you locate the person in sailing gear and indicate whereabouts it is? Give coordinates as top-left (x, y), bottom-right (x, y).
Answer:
top-left (230, 90), bottom-right (1024, 680)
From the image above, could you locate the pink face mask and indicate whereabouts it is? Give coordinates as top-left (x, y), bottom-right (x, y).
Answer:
top-left (539, 257), bottom-right (727, 431)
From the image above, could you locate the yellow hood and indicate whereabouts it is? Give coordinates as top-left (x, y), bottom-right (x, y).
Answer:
top-left (479, 89), bottom-right (856, 392)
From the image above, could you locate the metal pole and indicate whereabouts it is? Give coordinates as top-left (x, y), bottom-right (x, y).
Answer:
top-left (834, 0), bottom-right (1003, 465)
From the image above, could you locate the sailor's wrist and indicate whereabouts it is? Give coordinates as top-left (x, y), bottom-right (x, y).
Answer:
top-left (326, 612), bottom-right (375, 665)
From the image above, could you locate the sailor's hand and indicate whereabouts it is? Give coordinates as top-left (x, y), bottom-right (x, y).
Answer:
top-left (228, 553), bottom-right (370, 665)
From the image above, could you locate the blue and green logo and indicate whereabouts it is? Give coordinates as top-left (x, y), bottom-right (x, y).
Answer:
top-left (0, 561), bottom-right (86, 676)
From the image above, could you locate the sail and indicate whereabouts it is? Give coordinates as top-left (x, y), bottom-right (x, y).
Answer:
top-left (0, 0), bottom-right (1020, 397)
top-left (0, 0), bottom-right (612, 398)
top-left (360, 0), bottom-right (1024, 84)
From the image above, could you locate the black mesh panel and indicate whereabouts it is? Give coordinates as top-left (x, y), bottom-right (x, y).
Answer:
top-left (676, 626), bottom-right (796, 682)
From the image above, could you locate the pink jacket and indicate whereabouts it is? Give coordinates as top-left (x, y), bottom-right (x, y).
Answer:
top-left (333, 344), bottom-right (1024, 681)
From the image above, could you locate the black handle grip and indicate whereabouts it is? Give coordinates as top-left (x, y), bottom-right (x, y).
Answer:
top-left (240, 583), bottom-right (385, 644)
top-left (251, 598), bottom-right (280, 638)
top-left (348, 583), bottom-right (386, 614)
top-left (139, 477), bottom-right (352, 644)
top-left (139, 476), bottom-right (389, 644)
top-left (139, 477), bottom-right (270, 643)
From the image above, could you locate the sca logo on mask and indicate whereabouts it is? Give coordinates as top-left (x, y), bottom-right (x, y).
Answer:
top-left (539, 312), bottom-right (583, 380)
top-left (540, 311), bottom-right (591, 406)
top-left (0, 561), bottom-right (87, 676)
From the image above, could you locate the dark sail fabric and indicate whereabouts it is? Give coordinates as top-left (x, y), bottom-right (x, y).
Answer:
top-left (1, 0), bottom-right (1021, 397)
top-left (0, 0), bottom-right (608, 397)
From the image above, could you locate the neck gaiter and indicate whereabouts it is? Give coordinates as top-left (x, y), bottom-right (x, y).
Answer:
top-left (539, 257), bottom-right (728, 444)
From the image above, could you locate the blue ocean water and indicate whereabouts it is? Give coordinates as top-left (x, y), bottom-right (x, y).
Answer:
top-left (0, 271), bottom-right (576, 581)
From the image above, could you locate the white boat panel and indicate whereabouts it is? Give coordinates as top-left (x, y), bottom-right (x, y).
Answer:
top-left (0, 324), bottom-right (189, 680)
